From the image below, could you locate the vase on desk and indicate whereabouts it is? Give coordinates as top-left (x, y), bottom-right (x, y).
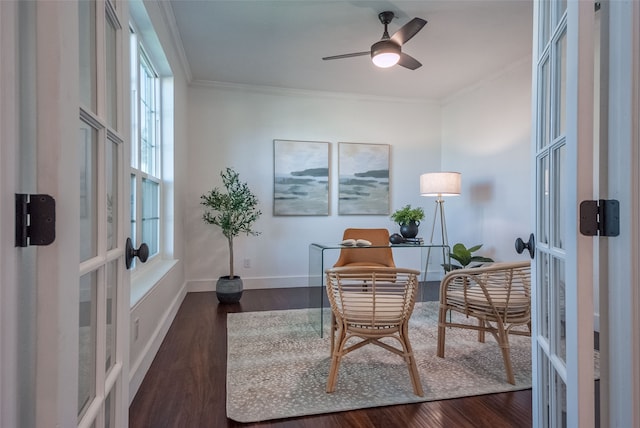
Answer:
top-left (399, 220), bottom-right (420, 239)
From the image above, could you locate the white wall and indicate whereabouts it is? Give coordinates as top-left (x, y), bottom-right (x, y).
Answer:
top-left (185, 85), bottom-right (442, 289)
top-left (184, 60), bottom-right (533, 290)
top-left (441, 58), bottom-right (532, 263)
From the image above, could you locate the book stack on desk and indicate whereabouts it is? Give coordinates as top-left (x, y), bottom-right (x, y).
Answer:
top-left (402, 237), bottom-right (424, 245)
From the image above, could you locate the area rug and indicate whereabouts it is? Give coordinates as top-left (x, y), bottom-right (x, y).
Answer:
top-left (227, 301), bottom-right (542, 423)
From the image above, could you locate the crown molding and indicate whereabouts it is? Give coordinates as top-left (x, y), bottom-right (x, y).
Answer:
top-left (190, 80), bottom-right (438, 105)
top-left (156, 0), bottom-right (192, 82)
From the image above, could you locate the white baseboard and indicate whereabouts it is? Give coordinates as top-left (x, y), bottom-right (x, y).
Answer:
top-left (128, 280), bottom-right (187, 404)
top-left (188, 271), bottom-right (446, 293)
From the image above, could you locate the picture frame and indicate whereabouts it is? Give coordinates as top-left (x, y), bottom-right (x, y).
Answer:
top-left (273, 139), bottom-right (330, 216)
top-left (338, 142), bottom-right (390, 215)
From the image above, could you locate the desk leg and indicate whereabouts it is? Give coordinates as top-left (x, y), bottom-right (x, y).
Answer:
top-left (308, 245), bottom-right (324, 337)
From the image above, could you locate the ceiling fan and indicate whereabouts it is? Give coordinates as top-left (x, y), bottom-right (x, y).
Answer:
top-left (322, 11), bottom-right (427, 70)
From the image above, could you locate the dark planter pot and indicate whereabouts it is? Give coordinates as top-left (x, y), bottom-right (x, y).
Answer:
top-left (399, 220), bottom-right (420, 239)
top-left (216, 275), bottom-right (243, 304)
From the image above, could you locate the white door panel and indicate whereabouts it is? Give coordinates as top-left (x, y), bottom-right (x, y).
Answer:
top-left (531, 1), bottom-right (595, 426)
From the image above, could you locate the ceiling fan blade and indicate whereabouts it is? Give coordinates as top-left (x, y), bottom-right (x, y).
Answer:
top-left (322, 51), bottom-right (370, 61)
top-left (397, 53), bottom-right (422, 70)
top-left (390, 17), bottom-right (427, 45)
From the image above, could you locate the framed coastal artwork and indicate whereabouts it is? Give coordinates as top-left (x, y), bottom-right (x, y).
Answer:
top-left (273, 140), bottom-right (330, 216)
top-left (338, 142), bottom-right (390, 215)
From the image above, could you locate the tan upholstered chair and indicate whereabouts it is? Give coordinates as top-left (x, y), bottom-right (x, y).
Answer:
top-left (437, 261), bottom-right (531, 385)
top-left (325, 266), bottom-right (424, 396)
top-left (333, 228), bottom-right (395, 268)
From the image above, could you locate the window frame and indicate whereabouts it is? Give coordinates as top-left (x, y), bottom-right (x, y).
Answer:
top-left (129, 25), bottom-right (162, 269)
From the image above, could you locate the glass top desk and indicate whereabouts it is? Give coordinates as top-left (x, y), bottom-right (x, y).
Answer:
top-left (308, 242), bottom-right (450, 337)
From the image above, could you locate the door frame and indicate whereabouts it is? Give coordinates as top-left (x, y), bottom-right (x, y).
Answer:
top-left (600, 1), bottom-right (640, 426)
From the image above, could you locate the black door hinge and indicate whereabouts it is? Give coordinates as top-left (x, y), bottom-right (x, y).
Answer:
top-left (579, 199), bottom-right (619, 237)
top-left (15, 194), bottom-right (56, 247)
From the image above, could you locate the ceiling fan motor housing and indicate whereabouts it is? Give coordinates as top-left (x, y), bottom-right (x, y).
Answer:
top-left (371, 39), bottom-right (400, 58)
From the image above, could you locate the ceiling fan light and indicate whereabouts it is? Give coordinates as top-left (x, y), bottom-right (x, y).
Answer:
top-left (371, 40), bottom-right (400, 68)
top-left (372, 52), bottom-right (400, 68)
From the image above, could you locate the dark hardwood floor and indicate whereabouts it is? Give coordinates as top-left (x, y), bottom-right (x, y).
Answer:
top-left (129, 284), bottom-right (532, 427)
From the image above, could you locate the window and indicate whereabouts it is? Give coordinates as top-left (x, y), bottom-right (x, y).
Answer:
top-left (130, 31), bottom-right (161, 266)
top-left (128, 6), bottom-right (175, 306)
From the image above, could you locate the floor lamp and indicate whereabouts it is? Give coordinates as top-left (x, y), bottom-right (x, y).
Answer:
top-left (420, 172), bottom-right (461, 279)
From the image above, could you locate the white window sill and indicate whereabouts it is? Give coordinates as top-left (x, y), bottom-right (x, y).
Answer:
top-left (130, 258), bottom-right (178, 308)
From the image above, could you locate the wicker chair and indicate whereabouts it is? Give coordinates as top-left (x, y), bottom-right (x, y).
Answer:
top-left (333, 228), bottom-right (395, 268)
top-left (436, 261), bottom-right (531, 385)
top-left (325, 266), bottom-right (423, 396)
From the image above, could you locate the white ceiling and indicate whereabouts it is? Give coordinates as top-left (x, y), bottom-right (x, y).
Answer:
top-left (167, 0), bottom-right (533, 101)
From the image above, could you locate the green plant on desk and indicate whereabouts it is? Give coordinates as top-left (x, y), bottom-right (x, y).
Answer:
top-left (390, 204), bottom-right (425, 225)
top-left (443, 243), bottom-right (494, 272)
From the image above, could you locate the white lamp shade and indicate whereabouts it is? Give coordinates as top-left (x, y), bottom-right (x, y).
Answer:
top-left (420, 172), bottom-right (461, 196)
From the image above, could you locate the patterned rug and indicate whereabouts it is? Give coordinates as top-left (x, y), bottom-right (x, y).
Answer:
top-left (226, 301), bottom-right (538, 423)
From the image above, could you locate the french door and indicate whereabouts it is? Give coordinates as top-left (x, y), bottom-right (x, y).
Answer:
top-left (0, 1), bottom-right (131, 426)
top-left (531, 0), bottom-right (595, 426)
top-left (78, 1), bottom-right (130, 427)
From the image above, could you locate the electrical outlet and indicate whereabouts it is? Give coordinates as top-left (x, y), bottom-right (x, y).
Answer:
top-left (243, 258), bottom-right (251, 268)
top-left (134, 318), bottom-right (140, 341)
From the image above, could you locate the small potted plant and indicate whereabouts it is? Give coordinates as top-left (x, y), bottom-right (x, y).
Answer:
top-left (390, 204), bottom-right (425, 238)
top-left (201, 167), bottom-right (262, 303)
top-left (443, 243), bottom-right (494, 272)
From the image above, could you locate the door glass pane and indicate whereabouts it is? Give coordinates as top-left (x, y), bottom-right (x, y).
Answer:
top-left (553, 144), bottom-right (566, 249)
top-left (539, 56), bottom-right (551, 150)
top-left (554, 257), bottom-right (567, 362)
top-left (80, 120), bottom-right (98, 262)
top-left (106, 13), bottom-right (118, 128)
top-left (538, 155), bottom-right (550, 245)
top-left (539, 0), bottom-right (550, 53)
top-left (539, 350), bottom-right (551, 426)
top-left (142, 178), bottom-right (159, 256)
top-left (105, 388), bottom-right (116, 428)
top-left (79, 0), bottom-right (96, 111)
top-left (554, 0), bottom-right (567, 28)
top-left (106, 139), bottom-right (118, 251)
top-left (539, 252), bottom-right (551, 341)
top-left (106, 261), bottom-right (117, 372)
top-left (78, 270), bottom-right (97, 418)
top-left (554, 30), bottom-right (567, 139)
top-left (555, 371), bottom-right (568, 427)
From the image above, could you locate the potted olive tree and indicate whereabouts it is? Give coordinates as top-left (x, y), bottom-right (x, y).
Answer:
top-left (390, 204), bottom-right (425, 239)
top-left (201, 167), bottom-right (262, 303)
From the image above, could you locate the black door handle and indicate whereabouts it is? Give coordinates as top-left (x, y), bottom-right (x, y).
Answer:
top-left (515, 233), bottom-right (535, 259)
top-left (125, 237), bottom-right (149, 269)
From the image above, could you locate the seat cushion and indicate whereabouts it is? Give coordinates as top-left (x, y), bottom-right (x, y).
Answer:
top-left (339, 292), bottom-right (406, 325)
top-left (447, 288), bottom-right (529, 314)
